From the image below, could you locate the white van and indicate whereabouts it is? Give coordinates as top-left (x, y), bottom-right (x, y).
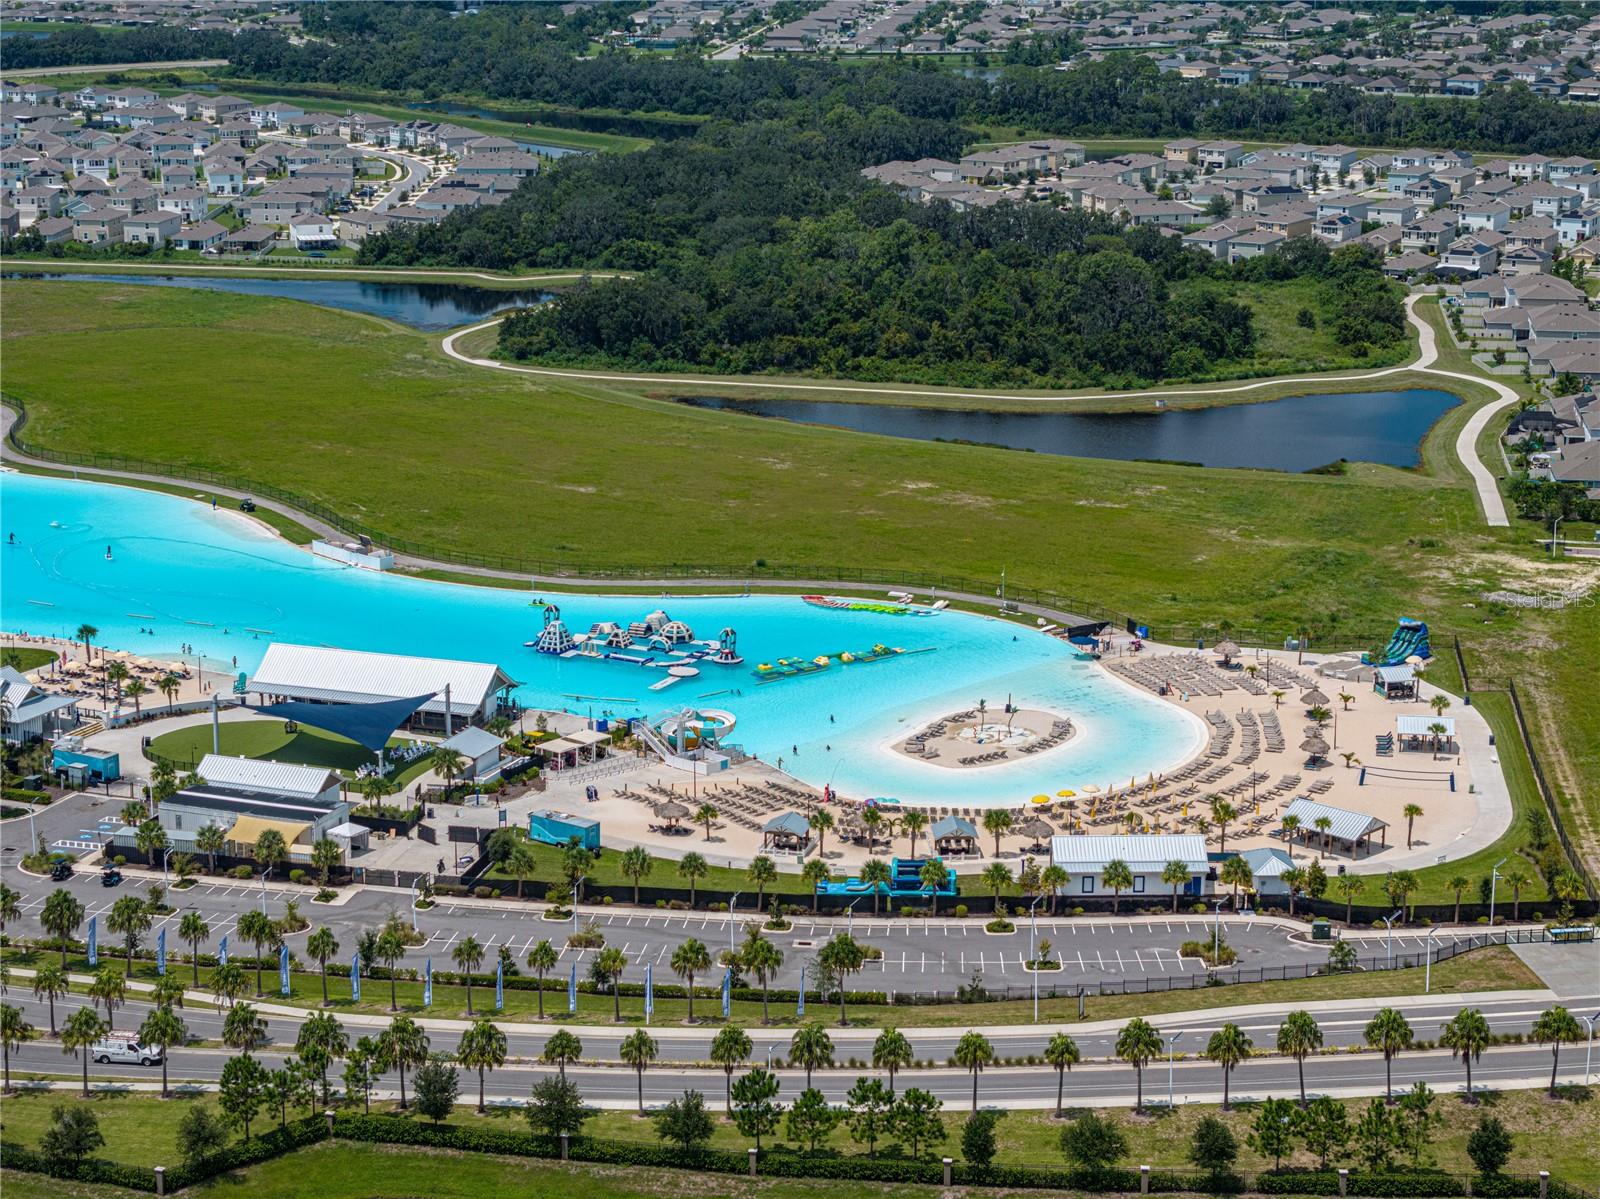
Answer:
top-left (91, 1036), bottom-right (163, 1066)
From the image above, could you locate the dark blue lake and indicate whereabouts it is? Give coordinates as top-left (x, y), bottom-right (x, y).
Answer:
top-left (676, 389), bottom-right (1462, 472)
top-left (6, 272), bottom-right (549, 330)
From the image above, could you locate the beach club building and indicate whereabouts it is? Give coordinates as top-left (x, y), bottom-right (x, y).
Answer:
top-left (1049, 834), bottom-right (1211, 899)
top-left (245, 643), bottom-right (519, 735)
top-left (144, 753), bottom-right (349, 863)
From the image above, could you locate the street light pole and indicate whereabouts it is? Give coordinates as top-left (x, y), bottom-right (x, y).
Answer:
top-left (846, 896), bottom-right (861, 938)
top-left (409, 879), bottom-right (419, 930)
top-left (1581, 1013), bottom-right (1597, 1086)
top-left (1167, 1032), bottom-right (1183, 1109)
top-left (1382, 909), bottom-right (1402, 969)
top-left (1489, 858), bottom-right (1506, 927)
top-left (1423, 927), bottom-right (1439, 992)
top-left (729, 893), bottom-right (742, 956)
top-left (162, 847), bottom-right (174, 882)
top-left (1214, 898), bottom-right (1226, 962)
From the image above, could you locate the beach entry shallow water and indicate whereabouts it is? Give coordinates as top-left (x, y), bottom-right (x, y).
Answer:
top-left (2, 474), bottom-right (1204, 806)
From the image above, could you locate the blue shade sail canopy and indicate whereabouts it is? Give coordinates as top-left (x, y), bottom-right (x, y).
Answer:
top-left (253, 693), bottom-right (437, 753)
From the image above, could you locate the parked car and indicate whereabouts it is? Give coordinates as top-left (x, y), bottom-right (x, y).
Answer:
top-left (50, 860), bottom-right (72, 881)
top-left (239, 498), bottom-right (257, 513)
top-left (100, 866), bottom-right (122, 887)
top-left (91, 1036), bottom-right (162, 1066)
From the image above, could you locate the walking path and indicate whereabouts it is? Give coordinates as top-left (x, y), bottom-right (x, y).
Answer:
top-left (4, 58), bottom-right (226, 77)
top-left (439, 294), bottom-right (1519, 527)
top-left (2, 259), bottom-right (628, 286)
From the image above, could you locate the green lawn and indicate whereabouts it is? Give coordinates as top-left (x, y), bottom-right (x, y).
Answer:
top-left (3, 281), bottom-right (1595, 895)
top-left (1, 645), bottom-right (59, 671)
top-left (0, 942), bottom-right (1539, 1031)
top-left (145, 719), bottom-right (433, 788)
top-left (1, 1077), bottom-right (1595, 1187)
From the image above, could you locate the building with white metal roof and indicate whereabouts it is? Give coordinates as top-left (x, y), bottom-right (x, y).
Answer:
top-left (246, 643), bottom-right (518, 731)
top-left (1049, 834), bottom-right (1211, 900)
top-left (1281, 797), bottom-right (1389, 858)
top-left (439, 726), bottom-right (505, 780)
top-left (195, 753), bottom-right (341, 803)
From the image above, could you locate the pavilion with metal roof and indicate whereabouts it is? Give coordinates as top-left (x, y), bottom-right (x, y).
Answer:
top-left (1281, 797), bottom-right (1388, 858)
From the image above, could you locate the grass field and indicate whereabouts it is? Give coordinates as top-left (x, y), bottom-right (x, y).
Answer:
top-left (0, 1077), bottom-right (1594, 1184)
top-left (1, 645), bottom-right (59, 671)
top-left (145, 719), bottom-right (433, 787)
top-left (0, 942), bottom-right (1539, 1030)
top-left (2, 280), bottom-right (1595, 896)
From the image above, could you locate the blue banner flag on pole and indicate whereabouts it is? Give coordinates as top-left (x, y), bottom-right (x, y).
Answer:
top-left (351, 952), bottom-right (361, 1001)
top-left (156, 927), bottom-right (167, 976)
top-left (495, 957), bottom-right (504, 1010)
top-left (279, 943), bottom-right (290, 996)
top-left (568, 961), bottom-right (577, 1013)
top-left (721, 967), bottom-right (731, 1019)
top-left (424, 958), bottom-right (432, 1007)
top-left (87, 916), bottom-right (98, 966)
top-left (218, 934), bottom-right (228, 965)
top-left (644, 964), bottom-right (653, 1020)
top-left (797, 967), bottom-right (805, 1017)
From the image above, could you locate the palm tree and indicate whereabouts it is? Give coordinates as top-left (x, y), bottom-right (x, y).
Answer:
top-left (237, 909), bottom-right (280, 997)
top-left (138, 1003), bottom-right (187, 1098)
top-left (1102, 859), bottom-right (1134, 914)
top-left (196, 823), bottom-right (225, 875)
top-left (1205, 1022), bottom-right (1252, 1111)
top-left (860, 858), bottom-right (892, 915)
top-left (678, 852), bottom-right (708, 907)
top-left (1219, 856), bottom-right (1252, 910)
top-left (1280, 868), bottom-right (1306, 917)
top-left (221, 1002), bottom-right (268, 1054)
top-left (1532, 1006), bottom-right (1583, 1098)
top-left (1, 1003), bottom-right (37, 1095)
top-left (872, 1027), bottom-right (913, 1098)
top-left (980, 862), bottom-right (1012, 908)
top-left (1439, 1007), bottom-right (1491, 1102)
top-left (1277, 1010), bottom-right (1322, 1108)
top-left (542, 1029), bottom-right (582, 1078)
top-left (594, 946), bottom-right (627, 1021)
top-left (526, 940), bottom-right (558, 1019)
top-left (157, 673), bottom-right (181, 709)
top-left (61, 1005), bottom-right (107, 1097)
top-left (1116, 1018), bottom-right (1162, 1113)
top-left (75, 623), bottom-right (98, 664)
top-left (106, 894), bottom-right (150, 974)
top-left (430, 746), bottom-right (467, 796)
top-left (1313, 816), bottom-right (1333, 857)
top-left (173, 910), bottom-right (211, 988)
top-left (379, 1015), bottom-right (429, 1110)
top-left (375, 920), bottom-right (408, 1012)
top-left (619, 1028), bottom-right (658, 1116)
top-left (900, 810), bottom-right (929, 859)
top-left (818, 933), bottom-right (866, 1027)
top-left (254, 829), bottom-right (288, 882)
top-left (1447, 875), bottom-right (1470, 924)
top-left (740, 929), bottom-right (783, 1025)
top-left (1403, 804), bottom-right (1424, 849)
top-left (1333, 873), bottom-right (1366, 924)
top-left (747, 856), bottom-right (778, 910)
top-left (306, 926), bottom-right (339, 1006)
top-left (1161, 860), bottom-right (1190, 912)
top-left (696, 802), bottom-right (719, 841)
top-left (1428, 721), bottom-right (1450, 759)
top-left (801, 858), bottom-right (830, 914)
top-left (1045, 1032), bottom-right (1080, 1118)
top-left (789, 1020), bottom-right (833, 1088)
top-left (1502, 866), bottom-right (1532, 921)
top-left (1209, 799), bottom-right (1238, 854)
top-left (620, 846), bottom-right (653, 904)
top-left (671, 937), bottom-right (712, 1023)
top-left (1040, 865), bottom-right (1068, 914)
top-left (860, 806), bottom-right (884, 850)
top-left (452, 934), bottom-right (486, 1015)
top-left (105, 661), bottom-right (129, 707)
top-left (710, 1025), bottom-right (752, 1112)
top-left (31, 962), bottom-right (68, 1035)
top-left (121, 800), bottom-right (148, 828)
top-left (1429, 694), bottom-right (1451, 720)
top-left (1338, 691), bottom-right (1354, 711)
top-left (1280, 814), bottom-right (1301, 849)
top-left (808, 809), bottom-right (834, 858)
top-left (41, 889), bottom-right (85, 965)
top-left (88, 965), bottom-right (127, 1030)
top-left (124, 677), bottom-right (149, 716)
top-left (953, 1030), bottom-right (994, 1112)
top-left (982, 809), bottom-right (1012, 859)
top-left (1364, 1007), bottom-right (1414, 1103)
top-left (456, 1016), bottom-right (507, 1114)
top-left (918, 858), bottom-right (949, 916)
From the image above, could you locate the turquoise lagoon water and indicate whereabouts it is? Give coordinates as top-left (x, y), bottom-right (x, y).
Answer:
top-left (1, 474), bottom-right (1204, 805)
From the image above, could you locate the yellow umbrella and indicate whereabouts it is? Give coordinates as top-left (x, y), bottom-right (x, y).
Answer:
top-left (1031, 794), bottom-right (1052, 807)
top-left (1056, 789), bottom-right (1076, 798)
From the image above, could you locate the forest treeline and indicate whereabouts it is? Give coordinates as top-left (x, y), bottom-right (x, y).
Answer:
top-left (0, 25), bottom-right (234, 69)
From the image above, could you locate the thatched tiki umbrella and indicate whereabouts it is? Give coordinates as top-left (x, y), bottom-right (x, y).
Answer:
top-left (1019, 817), bottom-right (1054, 852)
top-left (655, 799), bottom-right (690, 829)
top-left (1299, 734), bottom-right (1331, 767)
top-left (1214, 639), bottom-right (1241, 664)
top-left (1300, 688), bottom-right (1330, 716)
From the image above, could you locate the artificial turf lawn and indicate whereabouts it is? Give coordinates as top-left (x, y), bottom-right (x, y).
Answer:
top-left (1, 646), bottom-right (59, 671)
top-left (0, 943), bottom-right (1540, 1030)
top-left (1, 1080), bottom-right (1594, 1183)
top-left (2, 280), bottom-right (1594, 895)
top-left (146, 719), bottom-right (433, 787)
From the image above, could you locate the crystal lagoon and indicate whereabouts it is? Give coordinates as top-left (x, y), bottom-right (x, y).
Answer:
top-left (2, 473), bottom-right (1205, 806)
